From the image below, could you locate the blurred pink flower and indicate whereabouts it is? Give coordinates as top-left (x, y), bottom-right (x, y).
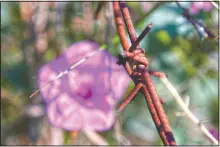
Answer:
top-left (190, 2), bottom-right (213, 14)
top-left (140, 2), bottom-right (154, 13)
top-left (209, 129), bottom-right (219, 141)
top-left (38, 40), bottom-right (130, 131)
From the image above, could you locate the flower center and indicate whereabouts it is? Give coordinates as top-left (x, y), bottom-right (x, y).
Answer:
top-left (77, 86), bottom-right (93, 100)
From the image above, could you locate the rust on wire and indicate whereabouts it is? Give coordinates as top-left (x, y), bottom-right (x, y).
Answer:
top-left (113, 2), bottom-right (130, 51)
top-left (142, 85), bottom-right (170, 145)
top-left (143, 71), bottom-right (176, 145)
top-left (113, 2), bottom-right (133, 75)
top-left (129, 23), bottom-right (152, 51)
top-left (117, 82), bottom-right (143, 112)
top-left (119, 1), bottom-right (139, 50)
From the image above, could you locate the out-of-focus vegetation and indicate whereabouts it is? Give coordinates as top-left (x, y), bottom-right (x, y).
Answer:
top-left (1, 1), bottom-right (219, 145)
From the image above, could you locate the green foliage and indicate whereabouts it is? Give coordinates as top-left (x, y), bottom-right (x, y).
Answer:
top-left (111, 35), bottom-right (120, 46)
top-left (44, 48), bottom-right (57, 62)
top-left (208, 98), bottom-right (219, 128)
top-left (206, 69), bottom-right (217, 79)
top-left (173, 127), bottom-right (186, 145)
top-left (2, 62), bottom-right (30, 91)
top-left (100, 130), bottom-right (118, 145)
top-left (63, 131), bottom-right (71, 145)
top-left (1, 1), bottom-right (218, 145)
top-left (156, 30), bottom-right (171, 46)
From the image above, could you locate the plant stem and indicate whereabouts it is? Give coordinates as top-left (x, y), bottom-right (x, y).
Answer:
top-left (160, 77), bottom-right (219, 145)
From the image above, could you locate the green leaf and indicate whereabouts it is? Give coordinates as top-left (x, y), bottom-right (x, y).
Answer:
top-left (111, 35), bottom-right (120, 45)
top-left (100, 44), bottom-right (107, 50)
top-left (156, 30), bottom-right (171, 45)
top-left (176, 37), bottom-right (191, 53)
top-left (44, 48), bottom-right (57, 62)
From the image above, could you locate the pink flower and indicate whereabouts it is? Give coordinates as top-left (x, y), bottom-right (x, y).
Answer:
top-left (38, 40), bottom-right (130, 131)
top-left (209, 129), bottom-right (219, 141)
top-left (140, 2), bottom-right (154, 13)
top-left (190, 2), bottom-right (214, 14)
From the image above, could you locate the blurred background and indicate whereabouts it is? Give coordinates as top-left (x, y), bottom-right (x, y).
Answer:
top-left (1, 1), bottom-right (219, 145)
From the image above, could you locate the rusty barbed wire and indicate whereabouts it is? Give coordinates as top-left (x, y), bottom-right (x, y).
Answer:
top-left (113, 1), bottom-right (177, 145)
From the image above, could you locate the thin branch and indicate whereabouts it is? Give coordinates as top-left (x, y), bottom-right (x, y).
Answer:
top-left (160, 77), bottom-right (219, 145)
top-left (135, 2), bottom-right (166, 26)
top-left (104, 2), bottom-right (113, 47)
top-left (176, 2), bottom-right (217, 39)
top-left (114, 117), bottom-right (131, 145)
top-left (83, 130), bottom-right (109, 145)
top-left (94, 2), bottom-right (105, 20)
